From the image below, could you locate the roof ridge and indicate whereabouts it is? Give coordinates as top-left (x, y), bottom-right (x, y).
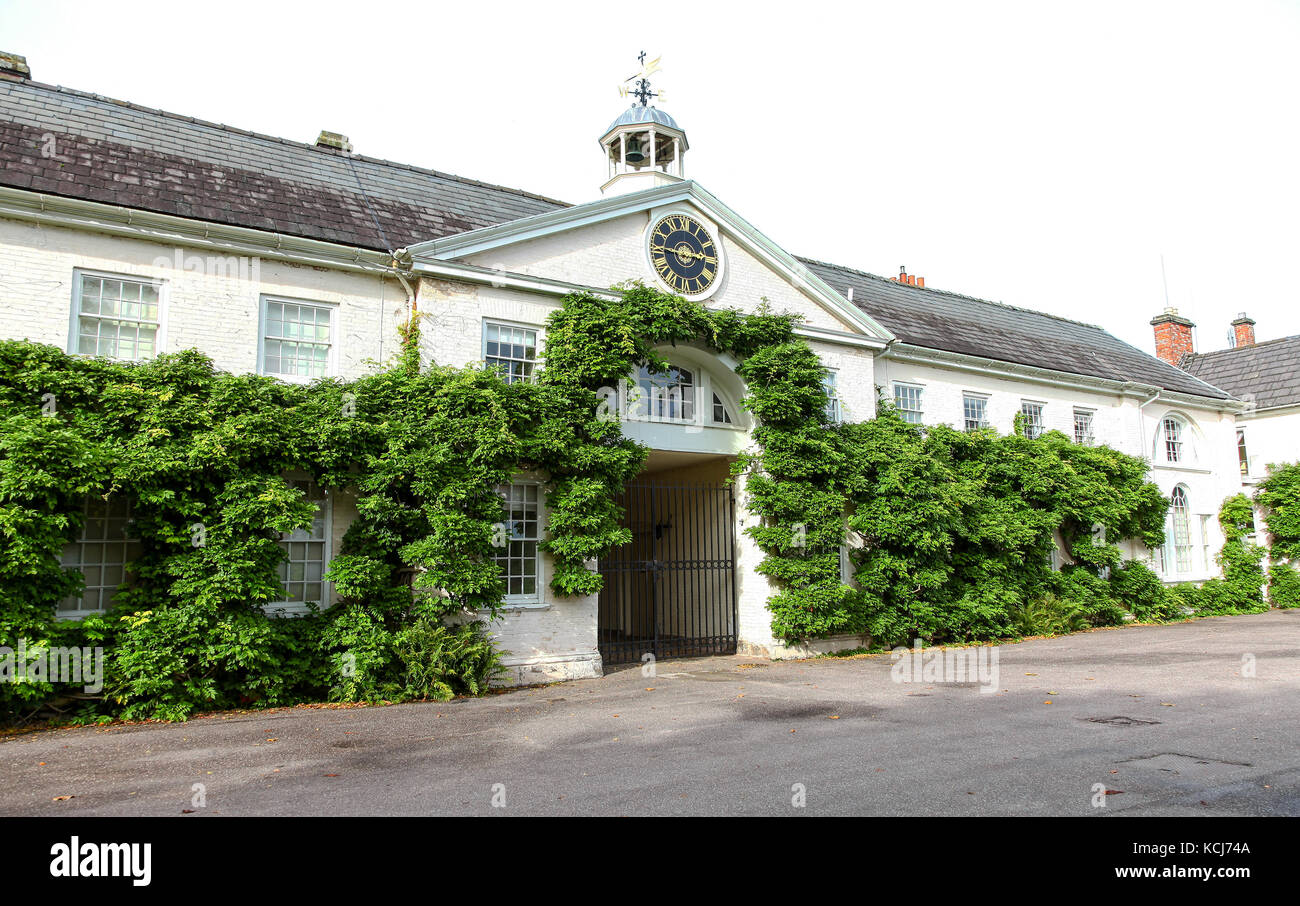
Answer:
top-left (796, 255), bottom-right (1109, 332)
top-left (1185, 334), bottom-right (1300, 359)
top-left (5, 78), bottom-right (572, 209)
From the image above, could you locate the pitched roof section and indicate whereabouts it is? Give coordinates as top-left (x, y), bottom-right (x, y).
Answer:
top-left (799, 258), bottom-right (1231, 400)
top-left (0, 75), bottom-right (1239, 401)
top-left (1181, 336), bottom-right (1300, 410)
top-left (0, 77), bottom-right (567, 252)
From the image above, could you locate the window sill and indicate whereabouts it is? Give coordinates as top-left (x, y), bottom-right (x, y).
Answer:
top-left (262, 602), bottom-right (325, 617)
top-left (1151, 464), bottom-right (1212, 475)
top-left (488, 601), bottom-right (550, 613)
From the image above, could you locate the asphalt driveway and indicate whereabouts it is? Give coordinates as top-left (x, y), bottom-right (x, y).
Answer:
top-left (3, 610), bottom-right (1298, 816)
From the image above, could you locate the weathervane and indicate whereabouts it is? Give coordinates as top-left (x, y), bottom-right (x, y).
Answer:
top-left (619, 51), bottom-right (666, 107)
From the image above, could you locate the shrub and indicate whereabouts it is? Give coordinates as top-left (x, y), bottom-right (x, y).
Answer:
top-left (1007, 593), bottom-right (1089, 638)
top-left (1267, 563), bottom-right (1300, 609)
top-left (1108, 560), bottom-right (1180, 622)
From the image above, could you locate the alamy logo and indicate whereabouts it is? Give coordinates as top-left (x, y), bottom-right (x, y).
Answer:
top-left (890, 640), bottom-right (999, 693)
top-left (0, 639), bottom-right (103, 693)
top-left (49, 837), bottom-right (151, 886)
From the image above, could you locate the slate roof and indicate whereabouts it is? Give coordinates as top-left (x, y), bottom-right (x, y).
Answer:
top-left (0, 74), bottom-right (1234, 401)
top-left (0, 76), bottom-right (567, 251)
top-left (1181, 336), bottom-right (1300, 410)
top-left (799, 259), bottom-right (1231, 399)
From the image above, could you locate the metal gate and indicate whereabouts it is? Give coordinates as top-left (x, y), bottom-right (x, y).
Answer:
top-left (598, 481), bottom-right (737, 665)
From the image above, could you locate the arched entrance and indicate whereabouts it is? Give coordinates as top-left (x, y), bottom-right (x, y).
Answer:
top-left (597, 348), bottom-right (746, 666)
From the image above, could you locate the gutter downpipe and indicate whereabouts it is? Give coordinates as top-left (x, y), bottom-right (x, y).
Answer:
top-left (1135, 385), bottom-right (1162, 462)
top-left (390, 247), bottom-right (419, 363)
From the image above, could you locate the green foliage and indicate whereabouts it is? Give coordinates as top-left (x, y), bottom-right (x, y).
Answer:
top-left (839, 410), bottom-right (1170, 646)
top-left (0, 280), bottom-right (1238, 723)
top-left (1267, 562), bottom-right (1300, 609)
top-left (1256, 462), bottom-right (1300, 562)
top-left (1173, 493), bottom-right (1267, 617)
top-left (1256, 462), bottom-right (1300, 607)
top-left (1108, 560), bottom-right (1180, 622)
top-left (1006, 593), bottom-right (1089, 638)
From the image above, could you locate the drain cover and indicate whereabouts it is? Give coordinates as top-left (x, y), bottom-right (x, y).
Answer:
top-left (1120, 753), bottom-right (1251, 774)
top-left (1082, 716), bottom-right (1161, 726)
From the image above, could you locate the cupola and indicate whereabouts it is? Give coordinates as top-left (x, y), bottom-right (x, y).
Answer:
top-left (600, 53), bottom-right (687, 196)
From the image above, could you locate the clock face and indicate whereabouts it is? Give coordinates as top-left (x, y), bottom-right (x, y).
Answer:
top-left (648, 214), bottom-right (719, 296)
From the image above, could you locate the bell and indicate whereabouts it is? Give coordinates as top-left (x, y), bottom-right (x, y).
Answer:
top-left (624, 135), bottom-right (646, 165)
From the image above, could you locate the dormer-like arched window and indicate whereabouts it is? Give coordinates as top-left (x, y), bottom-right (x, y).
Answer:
top-left (634, 363), bottom-right (695, 422)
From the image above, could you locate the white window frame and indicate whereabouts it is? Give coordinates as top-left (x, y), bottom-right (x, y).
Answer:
top-left (823, 369), bottom-right (842, 423)
top-left (68, 268), bottom-right (167, 362)
top-left (711, 391), bottom-right (735, 425)
top-left (1163, 485), bottom-right (1194, 577)
top-left (266, 478), bottom-right (333, 616)
top-left (630, 362), bottom-right (698, 424)
top-left (493, 480), bottom-right (545, 607)
top-left (1199, 513), bottom-right (1213, 572)
top-left (1073, 407), bottom-right (1096, 445)
top-left (1155, 413), bottom-right (1198, 466)
top-left (894, 382), bottom-right (924, 425)
top-left (962, 392), bottom-right (989, 431)
top-left (57, 496), bottom-right (140, 620)
top-left (482, 318), bottom-right (542, 384)
top-left (257, 295), bottom-right (339, 383)
top-left (1020, 400), bottom-right (1045, 439)
top-left (1237, 427), bottom-right (1250, 476)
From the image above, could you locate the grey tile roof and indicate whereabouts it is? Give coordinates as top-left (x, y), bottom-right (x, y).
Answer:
top-left (0, 77), bottom-right (568, 251)
top-left (0, 75), bottom-right (1236, 402)
top-left (1181, 336), bottom-right (1300, 410)
top-left (799, 258), bottom-right (1232, 400)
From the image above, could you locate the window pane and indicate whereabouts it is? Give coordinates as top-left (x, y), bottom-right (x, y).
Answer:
top-left (272, 480), bottom-right (328, 607)
top-left (264, 301), bottom-right (331, 378)
top-left (894, 384), bottom-right (923, 424)
top-left (59, 496), bottom-right (137, 614)
top-left (492, 483), bottom-right (541, 602)
top-left (75, 274), bottom-right (161, 362)
top-left (636, 364), bottom-right (695, 421)
top-left (1074, 409), bottom-right (1094, 445)
top-left (484, 322), bottom-right (539, 385)
top-left (1021, 402), bottom-right (1044, 439)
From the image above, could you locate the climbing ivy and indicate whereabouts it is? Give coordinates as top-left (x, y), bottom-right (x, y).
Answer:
top-left (0, 281), bottom-right (1225, 723)
top-left (1166, 493), bottom-right (1268, 615)
top-left (1256, 462), bottom-right (1300, 608)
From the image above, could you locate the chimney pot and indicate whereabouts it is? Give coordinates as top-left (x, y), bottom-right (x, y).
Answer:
top-left (917, 276), bottom-right (925, 288)
top-left (315, 130), bottom-right (353, 153)
top-left (0, 51), bottom-right (30, 80)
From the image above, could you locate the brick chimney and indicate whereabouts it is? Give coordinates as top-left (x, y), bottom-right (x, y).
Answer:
top-left (890, 266), bottom-right (925, 288)
top-left (0, 51), bottom-right (31, 80)
top-left (1231, 313), bottom-right (1256, 348)
top-left (1150, 307), bottom-right (1195, 365)
top-left (315, 130), bottom-right (353, 153)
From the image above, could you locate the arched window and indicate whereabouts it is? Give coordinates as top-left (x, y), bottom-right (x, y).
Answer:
top-left (1158, 415), bottom-right (1195, 464)
top-left (1167, 486), bottom-right (1193, 575)
top-left (711, 392), bottom-right (733, 424)
top-left (635, 363), bottom-right (695, 422)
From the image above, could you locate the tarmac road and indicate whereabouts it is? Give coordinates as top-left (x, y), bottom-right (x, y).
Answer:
top-left (2, 610), bottom-right (1297, 816)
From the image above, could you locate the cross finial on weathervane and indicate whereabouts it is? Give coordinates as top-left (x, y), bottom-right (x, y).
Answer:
top-left (619, 51), bottom-right (665, 107)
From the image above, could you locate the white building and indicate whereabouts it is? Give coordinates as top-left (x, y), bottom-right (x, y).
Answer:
top-left (0, 51), bottom-right (1258, 684)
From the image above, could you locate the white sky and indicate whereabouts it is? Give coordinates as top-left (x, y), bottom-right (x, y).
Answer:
top-left (4, 0), bottom-right (1298, 354)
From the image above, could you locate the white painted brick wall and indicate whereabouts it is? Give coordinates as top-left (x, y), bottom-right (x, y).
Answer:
top-left (0, 217), bottom-right (403, 379)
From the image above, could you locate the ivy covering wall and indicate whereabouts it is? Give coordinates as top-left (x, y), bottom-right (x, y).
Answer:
top-left (1256, 462), bottom-right (1300, 608)
top-left (0, 282), bottom-right (1279, 725)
